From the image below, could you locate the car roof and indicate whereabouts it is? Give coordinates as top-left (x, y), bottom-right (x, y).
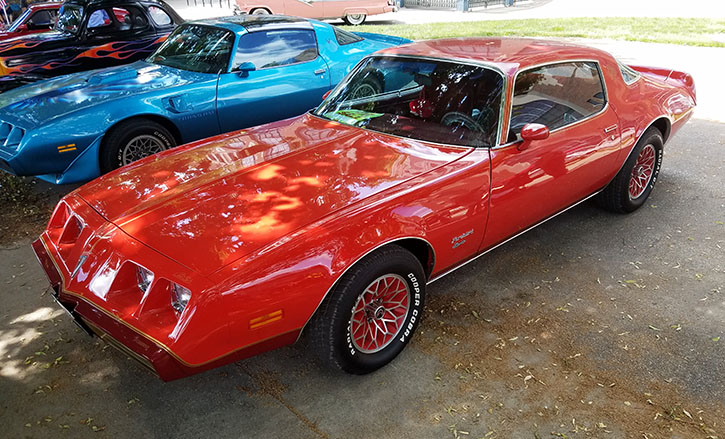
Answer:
top-left (29, 2), bottom-right (62, 9)
top-left (192, 15), bottom-right (314, 34)
top-left (377, 37), bottom-right (613, 76)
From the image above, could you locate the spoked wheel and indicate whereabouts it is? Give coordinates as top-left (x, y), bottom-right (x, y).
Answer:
top-left (100, 119), bottom-right (176, 173)
top-left (343, 13), bottom-right (366, 25)
top-left (310, 245), bottom-right (426, 374)
top-left (349, 274), bottom-right (411, 354)
top-left (628, 144), bottom-right (656, 200)
top-left (120, 134), bottom-right (168, 167)
top-left (597, 127), bottom-right (663, 213)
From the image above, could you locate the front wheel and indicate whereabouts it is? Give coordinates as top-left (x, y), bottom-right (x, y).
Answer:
top-left (250, 8), bottom-right (270, 14)
top-left (597, 127), bottom-right (663, 213)
top-left (310, 245), bottom-right (426, 374)
top-left (100, 119), bottom-right (176, 174)
top-left (343, 13), bottom-right (366, 25)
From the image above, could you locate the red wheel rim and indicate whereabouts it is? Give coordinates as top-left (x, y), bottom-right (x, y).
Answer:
top-left (349, 274), bottom-right (411, 354)
top-left (629, 144), bottom-right (656, 200)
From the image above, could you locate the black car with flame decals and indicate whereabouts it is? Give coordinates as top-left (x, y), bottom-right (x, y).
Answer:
top-left (0, 0), bottom-right (182, 92)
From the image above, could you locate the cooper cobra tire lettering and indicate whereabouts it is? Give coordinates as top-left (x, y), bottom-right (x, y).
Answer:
top-left (311, 245), bottom-right (426, 374)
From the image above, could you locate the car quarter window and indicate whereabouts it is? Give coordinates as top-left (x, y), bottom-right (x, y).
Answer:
top-left (147, 5), bottom-right (172, 26)
top-left (508, 61), bottom-right (606, 141)
top-left (232, 29), bottom-right (318, 70)
top-left (618, 62), bottom-right (640, 84)
top-left (333, 27), bottom-right (363, 45)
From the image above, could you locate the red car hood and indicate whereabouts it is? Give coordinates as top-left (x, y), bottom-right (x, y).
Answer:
top-left (75, 114), bottom-right (471, 276)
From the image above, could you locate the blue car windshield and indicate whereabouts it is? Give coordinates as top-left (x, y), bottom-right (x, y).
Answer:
top-left (315, 56), bottom-right (504, 147)
top-left (148, 24), bottom-right (234, 74)
top-left (55, 4), bottom-right (83, 34)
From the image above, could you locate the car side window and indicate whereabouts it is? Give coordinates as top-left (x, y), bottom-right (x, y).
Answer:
top-left (509, 61), bottom-right (606, 141)
top-left (86, 6), bottom-right (148, 34)
top-left (87, 9), bottom-right (111, 29)
top-left (232, 29), bottom-right (318, 70)
top-left (28, 10), bottom-right (56, 29)
top-left (147, 5), bottom-right (172, 26)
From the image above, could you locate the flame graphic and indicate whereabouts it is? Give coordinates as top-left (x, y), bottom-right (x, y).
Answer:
top-left (2, 35), bottom-right (167, 75)
top-left (0, 40), bottom-right (44, 52)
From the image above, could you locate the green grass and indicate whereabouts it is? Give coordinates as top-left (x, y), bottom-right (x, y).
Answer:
top-left (347, 17), bottom-right (725, 47)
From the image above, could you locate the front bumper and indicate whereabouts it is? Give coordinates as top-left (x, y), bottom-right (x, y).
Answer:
top-left (32, 238), bottom-right (189, 380)
top-left (32, 233), bottom-right (300, 381)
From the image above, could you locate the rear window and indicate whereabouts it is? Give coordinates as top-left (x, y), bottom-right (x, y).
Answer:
top-left (509, 61), bottom-right (606, 140)
top-left (333, 27), bottom-right (363, 45)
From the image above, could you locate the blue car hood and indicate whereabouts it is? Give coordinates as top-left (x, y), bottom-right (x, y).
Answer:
top-left (0, 61), bottom-right (203, 127)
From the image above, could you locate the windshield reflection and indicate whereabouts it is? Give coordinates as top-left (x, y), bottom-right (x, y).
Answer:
top-left (315, 56), bottom-right (504, 147)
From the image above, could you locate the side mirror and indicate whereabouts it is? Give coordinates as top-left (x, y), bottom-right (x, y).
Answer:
top-left (322, 89), bottom-right (331, 100)
top-left (236, 62), bottom-right (256, 77)
top-left (518, 123), bottom-right (549, 151)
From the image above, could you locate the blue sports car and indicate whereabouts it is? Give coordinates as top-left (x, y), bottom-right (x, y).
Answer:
top-left (0, 15), bottom-right (409, 184)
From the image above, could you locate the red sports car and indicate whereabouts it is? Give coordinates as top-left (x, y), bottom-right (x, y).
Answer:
top-left (0, 2), bottom-right (60, 40)
top-left (33, 38), bottom-right (695, 381)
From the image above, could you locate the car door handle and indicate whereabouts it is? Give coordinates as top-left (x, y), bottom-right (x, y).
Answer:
top-left (314, 68), bottom-right (326, 75)
top-left (604, 124), bottom-right (618, 133)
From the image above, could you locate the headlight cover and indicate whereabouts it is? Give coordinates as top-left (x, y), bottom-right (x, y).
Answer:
top-left (137, 266), bottom-right (153, 293)
top-left (171, 283), bottom-right (191, 313)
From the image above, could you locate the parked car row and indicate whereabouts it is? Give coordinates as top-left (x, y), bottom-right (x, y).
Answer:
top-left (1, 0), bottom-right (695, 381)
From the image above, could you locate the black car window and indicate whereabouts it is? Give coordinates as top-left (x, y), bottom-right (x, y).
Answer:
top-left (28, 10), bottom-right (56, 29)
top-left (55, 3), bottom-right (83, 34)
top-left (509, 61), bottom-right (606, 140)
top-left (86, 6), bottom-right (149, 34)
top-left (147, 5), bottom-right (172, 26)
top-left (232, 29), bottom-right (318, 70)
top-left (149, 24), bottom-right (234, 74)
top-left (333, 26), bottom-right (363, 45)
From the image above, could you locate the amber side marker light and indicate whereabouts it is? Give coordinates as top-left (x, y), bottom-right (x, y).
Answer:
top-left (249, 310), bottom-right (283, 329)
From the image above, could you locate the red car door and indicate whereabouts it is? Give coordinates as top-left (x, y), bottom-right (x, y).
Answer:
top-left (482, 61), bottom-right (622, 248)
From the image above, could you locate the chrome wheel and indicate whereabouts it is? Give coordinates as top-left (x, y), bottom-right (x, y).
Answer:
top-left (349, 274), bottom-right (411, 354)
top-left (628, 143), bottom-right (656, 200)
top-left (351, 82), bottom-right (377, 99)
top-left (120, 134), bottom-right (167, 166)
top-left (345, 13), bottom-right (366, 25)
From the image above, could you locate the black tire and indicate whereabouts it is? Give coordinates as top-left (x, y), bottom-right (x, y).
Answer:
top-left (250, 8), bottom-right (270, 14)
top-left (343, 13), bottom-right (366, 25)
top-left (100, 119), bottom-right (176, 174)
top-left (597, 127), bottom-right (663, 213)
top-left (310, 245), bottom-right (426, 374)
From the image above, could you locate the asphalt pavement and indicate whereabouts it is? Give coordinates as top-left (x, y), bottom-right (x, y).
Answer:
top-left (1, 117), bottom-right (723, 438)
top-left (1, 24), bottom-right (724, 439)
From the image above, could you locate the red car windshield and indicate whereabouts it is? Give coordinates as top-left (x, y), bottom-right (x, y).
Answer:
top-left (315, 56), bottom-right (504, 147)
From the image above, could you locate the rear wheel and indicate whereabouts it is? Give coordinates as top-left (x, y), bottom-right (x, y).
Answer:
top-left (310, 245), bottom-right (425, 374)
top-left (100, 119), bottom-right (175, 174)
top-left (597, 127), bottom-right (663, 213)
top-left (343, 13), bottom-right (366, 25)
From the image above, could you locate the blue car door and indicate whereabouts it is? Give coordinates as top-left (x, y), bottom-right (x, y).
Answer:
top-left (216, 27), bottom-right (331, 133)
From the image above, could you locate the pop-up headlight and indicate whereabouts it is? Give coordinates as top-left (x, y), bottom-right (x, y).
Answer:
top-left (171, 283), bottom-right (191, 313)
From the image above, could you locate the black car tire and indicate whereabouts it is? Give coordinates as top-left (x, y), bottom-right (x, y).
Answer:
top-left (310, 245), bottom-right (426, 374)
top-left (597, 127), bottom-right (664, 213)
top-left (343, 13), bottom-right (367, 25)
top-left (100, 119), bottom-right (176, 174)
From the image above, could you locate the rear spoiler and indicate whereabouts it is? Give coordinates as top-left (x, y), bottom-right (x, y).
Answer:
top-left (629, 64), bottom-right (696, 105)
top-left (353, 32), bottom-right (412, 47)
